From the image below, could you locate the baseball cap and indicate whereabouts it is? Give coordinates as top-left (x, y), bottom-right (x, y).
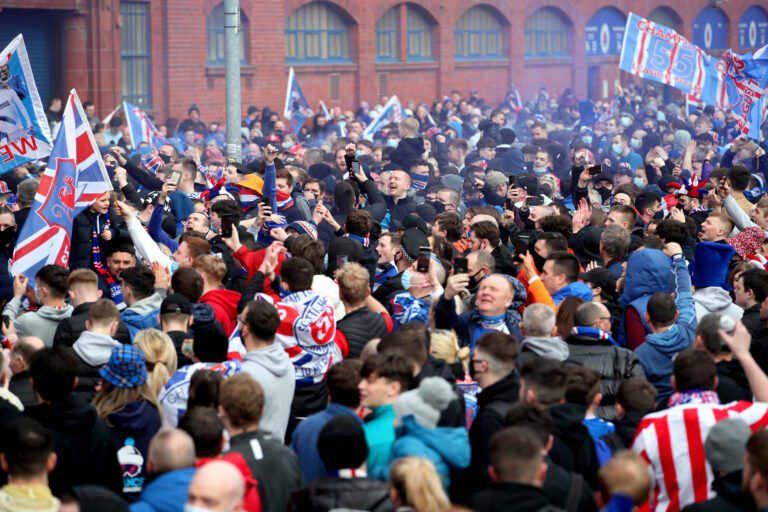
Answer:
top-left (161, 293), bottom-right (192, 315)
top-left (580, 267), bottom-right (617, 301)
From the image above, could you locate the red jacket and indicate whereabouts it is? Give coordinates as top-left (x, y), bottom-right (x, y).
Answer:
top-left (200, 288), bottom-right (241, 336)
top-left (233, 246), bottom-right (287, 303)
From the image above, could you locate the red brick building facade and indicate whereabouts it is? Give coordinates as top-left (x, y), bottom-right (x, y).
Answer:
top-left (0, 0), bottom-right (765, 124)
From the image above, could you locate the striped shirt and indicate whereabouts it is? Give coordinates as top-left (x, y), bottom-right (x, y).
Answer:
top-left (632, 400), bottom-right (768, 512)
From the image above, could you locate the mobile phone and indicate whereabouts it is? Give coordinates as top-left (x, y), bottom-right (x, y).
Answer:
top-left (526, 197), bottom-right (544, 207)
top-left (453, 257), bottom-right (468, 274)
top-left (1, 315), bottom-right (10, 330)
top-left (505, 198), bottom-right (514, 211)
top-left (168, 170), bottom-right (182, 187)
top-left (336, 255), bottom-right (348, 268)
top-left (588, 165), bottom-right (602, 176)
top-left (220, 214), bottom-right (233, 238)
top-left (508, 175), bottom-right (515, 187)
top-left (417, 246), bottom-right (431, 273)
top-left (262, 197), bottom-right (270, 208)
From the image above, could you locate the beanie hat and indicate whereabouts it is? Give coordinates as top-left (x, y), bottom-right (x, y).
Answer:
top-left (484, 171), bottom-right (507, 191)
top-left (317, 415), bottom-right (368, 470)
top-left (440, 174), bottom-right (463, 194)
top-left (308, 163), bottom-right (333, 180)
top-left (447, 121), bottom-right (463, 138)
top-left (578, 99), bottom-right (598, 126)
top-left (500, 127), bottom-right (516, 144)
top-left (286, 220), bottom-right (318, 240)
top-left (393, 377), bottom-right (455, 429)
top-left (415, 203), bottom-right (437, 224)
top-left (99, 346), bottom-right (148, 389)
top-left (704, 418), bottom-right (752, 473)
top-left (673, 130), bottom-right (691, 151)
top-left (691, 242), bottom-right (736, 290)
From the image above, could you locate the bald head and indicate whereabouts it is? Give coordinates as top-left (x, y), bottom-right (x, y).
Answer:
top-left (574, 302), bottom-right (610, 329)
top-left (149, 429), bottom-right (195, 473)
top-left (187, 461), bottom-right (244, 512)
top-left (11, 336), bottom-right (45, 374)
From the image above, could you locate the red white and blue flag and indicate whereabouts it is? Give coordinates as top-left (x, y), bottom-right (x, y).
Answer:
top-left (11, 90), bottom-right (111, 286)
top-left (718, 45), bottom-right (768, 140)
top-left (141, 153), bottom-right (164, 175)
top-left (123, 101), bottom-right (168, 148)
top-left (362, 95), bottom-right (404, 141)
top-left (283, 67), bottom-right (314, 133)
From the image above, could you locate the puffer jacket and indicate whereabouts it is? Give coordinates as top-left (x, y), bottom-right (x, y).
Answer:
top-left (564, 333), bottom-right (645, 420)
top-left (336, 307), bottom-right (390, 359)
top-left (69, 209), bottom-right (130, 271)
top-left (287, 476), bottom-right (393, 512)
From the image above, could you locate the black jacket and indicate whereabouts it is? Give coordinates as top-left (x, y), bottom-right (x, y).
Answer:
top-left (564, 333), bottom-right (645, 420)
top-left (337, 307), bottom-right (390, 359)
top-left (9, 371), bottom-right (37, 409)
top-left (69, 209), bottom-right (130, 272)
top-left (681, 471), bottom-right (755, 512)
top-left (412, 355), bottom-right (466, 427)
top-left (24, 394), bottom-right (122, 496)
top-left (70, 350), bottom-right (105, 403)
top-left (472, 482), bottom-right (561, 512)
top-left (227, 429), bottom-right (304, 512)
top-left (383, 195), bottom-right (417, 224)
top-left (600, 409), bottom-right (647, 454)
top-left (491, 244), bottom-right (518, 277)
top-left (287, 476), bottom-right (394, 512)
top-left (372, 271), bottom-right (404, 306)
top-left (549, 402), bottom-right (600, 491)
top-left (543, 457), bottom-right (598, 512)
top-left (743, 304), bottom-right (766, 339)
top-left (468, 372), bottom-right (520, 490)
top-left (716, 359), bottom-right (752, 403)
top-left (53, 302), bottom-right (132, 348)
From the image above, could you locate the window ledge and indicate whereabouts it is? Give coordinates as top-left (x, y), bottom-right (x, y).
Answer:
top-left (454, 58), bottom-right (509, 68)
top-left (523, 56), bottom-right (574, 66)
top-left (283, 62), bottom-right (357, 72)
top-left (376, 60), bottom-right (438, 71)
top-left (206, 65), bottom-right (257, 77)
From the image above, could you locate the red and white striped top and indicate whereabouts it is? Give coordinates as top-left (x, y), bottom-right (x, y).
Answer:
top-left (632, 400), bottom-right (768, 512)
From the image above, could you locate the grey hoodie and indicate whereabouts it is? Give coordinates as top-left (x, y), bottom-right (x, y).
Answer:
top-left (242, 342), bottom-right (295, 443)
top-left (694, 287), bottom-right (744, 322)
top-left (520, 335), bottom-right (570, 361)
top-left (72, 331), bottom-right (121, 367)
top-left (2, 297), bottom-right (73, 347)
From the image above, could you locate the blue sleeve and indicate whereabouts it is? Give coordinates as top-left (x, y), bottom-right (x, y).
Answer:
top-left (671, 256), bottom-right (696, 326)
top-left (720, 149), bottom-right (736, 169)
top-left (147, 201), bottom-right (178, 252)
top-left (264, 163), bottom-right (277, 208)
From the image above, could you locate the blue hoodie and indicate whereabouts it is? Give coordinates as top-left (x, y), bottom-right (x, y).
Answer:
top-left (121, 293), bottom-right (163, 341)
top-left (372, 415), bottom-right (470, 488)
top-left (551, 281), bottom-right (594, 306)
top-left (129, 468), bottom-right (195, 512)
top-left (635, 255), bottom-right (696, 405)
top-left (617, 249), bottom-right (673, 347)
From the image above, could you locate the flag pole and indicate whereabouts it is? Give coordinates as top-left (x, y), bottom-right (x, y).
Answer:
top-left (224, 0), bottom-right (242, 163)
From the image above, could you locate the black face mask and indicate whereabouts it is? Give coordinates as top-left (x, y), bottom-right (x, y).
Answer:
top-left (653, 210), bottom-right (664, 220)
top-left (0, 227), bottom-right (13, 247)
top-left (467, 270), bottom-right (483, 292)
top-left (158, 153), bottom-right (172, 164)
top-left (426, 200), bottom-right (446, 214)
top-left (596, 187), bottom-right (612, 203)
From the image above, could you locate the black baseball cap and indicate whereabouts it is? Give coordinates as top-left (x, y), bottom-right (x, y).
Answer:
top-left (160, 293), bottom-right (192, 315)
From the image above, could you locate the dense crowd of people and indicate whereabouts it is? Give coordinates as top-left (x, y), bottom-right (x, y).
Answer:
top-left (0, 82), bottom-right (767, 511)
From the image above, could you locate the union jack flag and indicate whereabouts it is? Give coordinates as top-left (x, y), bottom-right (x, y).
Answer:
top-left (123, 101), bottom-right (169, 148)
top-left (141, 153), bottom-right (164, 175)
top-left (11, 90), bottom-right (111, 286)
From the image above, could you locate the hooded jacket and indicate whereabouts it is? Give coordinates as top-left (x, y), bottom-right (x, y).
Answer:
top-left (200, 289), bottom-right (241, 336)
top-left (549, 402), bottom-right (600, 491)
top-left (551, 281), bottom-right (594, 306)
top-left (600, 409), bottom-right (649, 454)
top-left (121, 293), bottom-right (163, 340)
top-left (54, 301), bottom-right (132, 348)
top-left (635, 256), bottom-right (696, 405)
top-left (71, 331), bottom-right (121, 402)
top-left (680, 470), bottom-right (754, 512)
top-left (0, 484), bottom-right (59, 512)
top-left (564, 333), bottom-right (645, 420)
top-left (434, 277), bottom-right (526, 354)
top-left (693, 287), bottom-right (744, 321)
top-left (2, 297), bottom-right (73, 347)
top-left (129, 468), bottom-right (196, 512)
top-left (517, 335), bottom-right (570, 367)
top-left (242, 342), bottom-right (295, 443)
top-left (376, 415), bottom-right (470, 488)
top-left (106, 399), bottom-right (162, 500)
top-left (472, 482), bottom-right (559, 512)
top-left (617, 249), bottom-right (672, 348)
top-left (24, 394), bottom-right (123, 496)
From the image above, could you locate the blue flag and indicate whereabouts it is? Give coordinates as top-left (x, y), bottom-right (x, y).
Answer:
top-left (720, 45), bottom-right (768, 140)
top-left (12, 90), bottom-right (111, 286)
top-left (124, 101), bottom-right (171, 148)
top-left (283, 67), bottom-right (314, 133)
top-left (362, 95), bottom-right (404, 141)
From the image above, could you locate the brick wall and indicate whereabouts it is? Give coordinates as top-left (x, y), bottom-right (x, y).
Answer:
top-left (1, 0), bottom-right (761, 124)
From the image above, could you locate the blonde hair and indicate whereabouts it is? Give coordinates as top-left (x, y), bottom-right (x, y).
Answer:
top-left (192, 254), bottom-right (227, 283)
top-left (429, 329), bottom-right (469, 373)
top-left (135, 329), bottom-right (178, 397)
top-left (598, 450), bottom-right (652, 506)
top-left (389, 457), bottom-right (450, 512)
top-left (93, 381), bottom-right (163, 424)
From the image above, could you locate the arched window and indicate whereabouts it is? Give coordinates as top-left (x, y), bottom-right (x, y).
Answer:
top-left (739, 6), bottom-right (768, 49)
top-left (648, 7), bottom-right (682, 31)
top-left (454, 6), bottom-right (504, 60)
top-left (407, 6), bottom-right (433, 60)
top-left (693, 6), bottom-right (728, 50)
top-left (207, 3), bottom-right (248, 65)
top-left (375, 7), bottom-right (398, 61)
top-left (285, 2), bottom-right (351, 63)
top-left (524, 7), bottom-right (570, 58)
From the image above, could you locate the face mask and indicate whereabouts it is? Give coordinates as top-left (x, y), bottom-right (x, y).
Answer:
top-left (184, 506), bottom-right (218, 512)
top-left (159, 153), bottom-right (172, 164)
top-left (533, 167), bottom-right (547, 176)
top-left (400, 270), bottom-right (413, 290)
top-left (653, 210), bottom-right (664, 220)
top-left (278, 283), bottom-right (290, 299)
top-left (467, 270), bottom-right (483, 292)
top-left (0, 228), bottom-right (13, 247)
top-left (713, 119), bottom-right (723, 130)
top-left (630, 138), bottom-right (641, 150)
top-left (597, 187), bottom-right (612, 202)
top-left (34, 286), bottom-right (42, 304)
top-left (633, 177), bottom-right (644, 188)
top-left (472, 123), bottom-right (479, 130)
top-left (581, 136), bottom-right (593, 145)
top-left (529, 247), bottom-right (547, 274)
top-left (620, 117), bottom-right (631, 128)
top-left (169, 260), bottom-right (179, 273)
top-left (611, 144), bottom-right (623, 155)
top-left (386, 139), bottom-right (398, 148)
top-left (427, 200), bottom-right (446, 214)
top-left (410, 173), bottom-right (428, 191)
top-left (355, 150), bottom-right (366, 157)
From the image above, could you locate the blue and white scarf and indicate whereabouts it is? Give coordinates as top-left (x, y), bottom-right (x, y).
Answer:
top-left (570, 326), bottom-right (618, 346)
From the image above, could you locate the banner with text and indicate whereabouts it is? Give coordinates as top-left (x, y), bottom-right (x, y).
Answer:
top-left (0, 34), bottom-right (52, 173)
